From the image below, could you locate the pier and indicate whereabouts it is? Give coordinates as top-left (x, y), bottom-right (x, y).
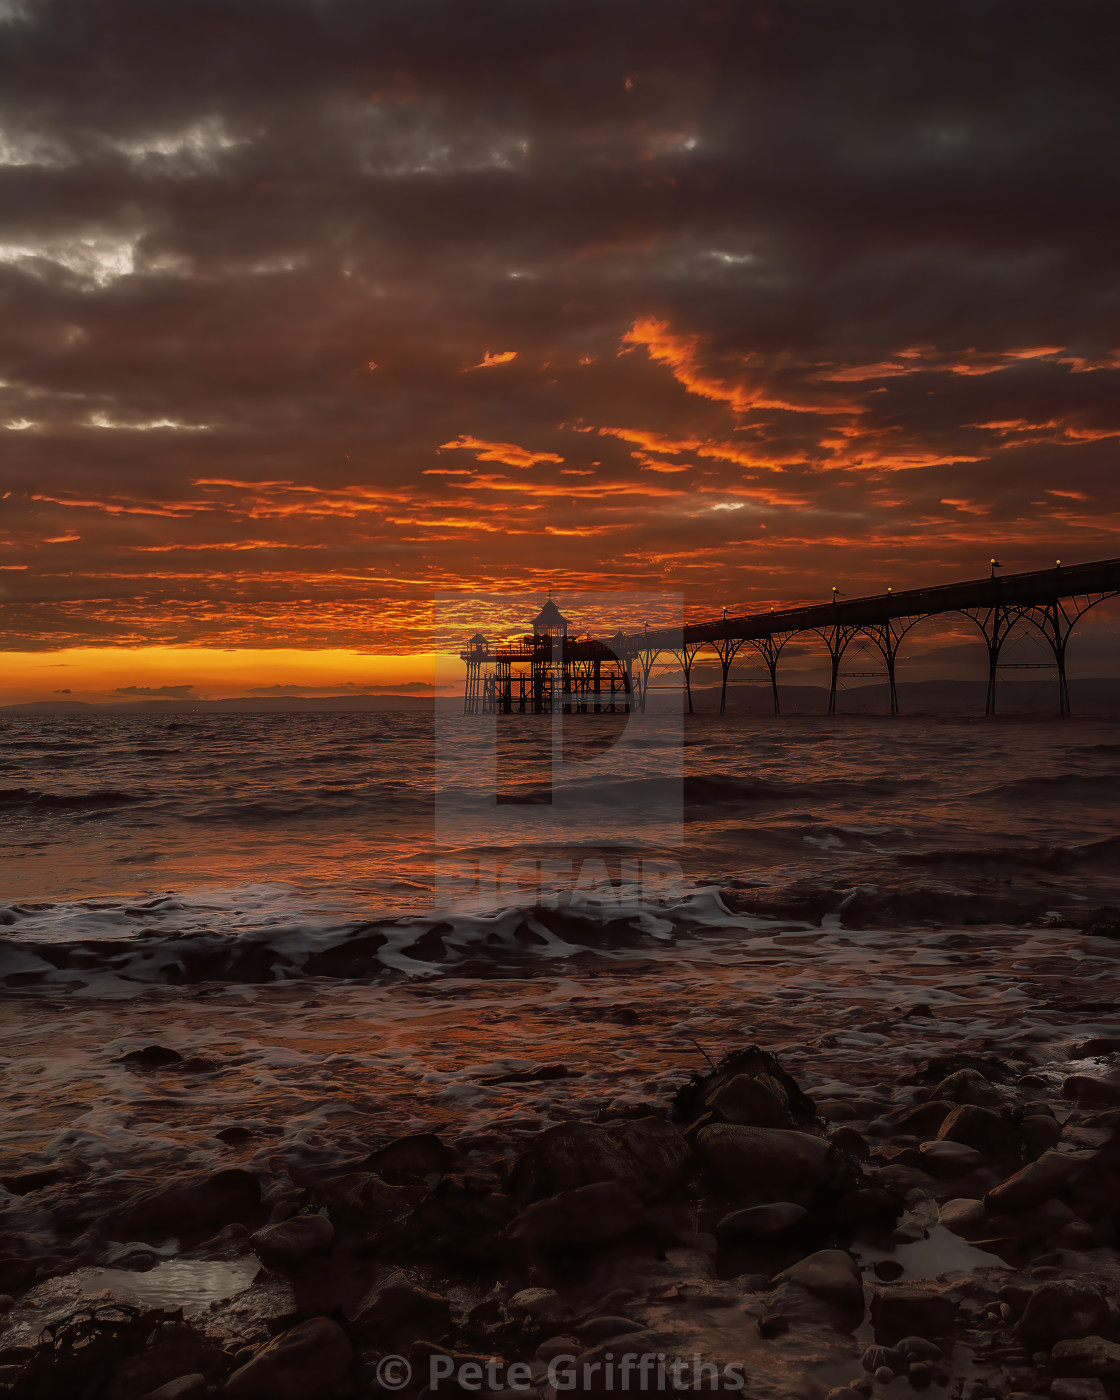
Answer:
top-left (461, 556), bottom-right (1120, 717)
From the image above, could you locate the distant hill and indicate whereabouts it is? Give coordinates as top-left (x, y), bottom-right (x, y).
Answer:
top-left (0, 694), bottom-right (438, 715)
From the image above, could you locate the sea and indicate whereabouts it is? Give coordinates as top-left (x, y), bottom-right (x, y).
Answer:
top-left (2, 707), bottom-right (1120, 1260)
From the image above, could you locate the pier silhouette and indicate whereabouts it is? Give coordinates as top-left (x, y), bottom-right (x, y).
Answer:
top-left (461, 556), bottom-right (1120, 718)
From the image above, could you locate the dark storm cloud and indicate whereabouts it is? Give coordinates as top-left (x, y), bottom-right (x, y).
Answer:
top-left (1, 0), bottom-right (1119, 652)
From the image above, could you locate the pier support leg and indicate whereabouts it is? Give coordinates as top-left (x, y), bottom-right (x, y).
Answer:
top-left (713, 637), bottom-right (744, 717)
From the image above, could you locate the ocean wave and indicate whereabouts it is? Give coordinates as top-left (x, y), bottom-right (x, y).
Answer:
top-left (0, 886), bottom-right (768, 989)
top-left (0, 788), bottom-right (142, 811)
top-left (980, 772), bottom-right (1120, 802)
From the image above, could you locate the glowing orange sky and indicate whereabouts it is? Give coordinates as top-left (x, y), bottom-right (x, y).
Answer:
top-left (3, 1), bottom-right (1120, 699)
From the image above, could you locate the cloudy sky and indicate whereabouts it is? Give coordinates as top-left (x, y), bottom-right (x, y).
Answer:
top-left (2, 0), bottom-right (1119, 696)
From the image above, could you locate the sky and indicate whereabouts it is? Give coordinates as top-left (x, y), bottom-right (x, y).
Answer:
top-left (1, 0), bottom-right (1119, 700)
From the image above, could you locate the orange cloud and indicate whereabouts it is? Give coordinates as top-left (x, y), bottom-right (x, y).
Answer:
top-left (437, 434), bottom-right (564, 468)
top-left (467, 350), bottom-right (518, 370)
top-left (622, 318), bottom-right (858, 417)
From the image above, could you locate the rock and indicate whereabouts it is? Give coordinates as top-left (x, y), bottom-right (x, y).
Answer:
top-left (775, 1250), bottom-right (864, 1313)
top-left (1051, 1336), bottom-right (1120, 1378)
top-left (939, 1198), bottom-right (988, 1237)
top-left (757, 1312), bottom-right (788, 1338)
top-left (987, 1151), bottom-right (1085, 1215)
top-left (1075, 1037), bottom-right (1120, 1058)
top-left (826, 1390), bottom-right (864, 1400)
top-left (674, 1045), bottom-right (817, 1127)
top-left (893, 1100), bottom-right (955, 1138)
top-left (1021, 1115), bottom-right (1063, 1156)
top-left (508, 1287), bottom-right (569, 1325)
top-left (577, 1317), bottom-right (645, 1344)
top-left (873, 1367), bottom-right (894, 1385)
top-left (936, 1105), bottom-right (1015, 1161)
top-left (934, 1069), bottom-right (1002, 1107)
top-left (716, 1202), bottom-right (807, 1238)
top-left (252, 1214), bottom-right (335, 1269)
top-left (106, 1322), bottom-right (230, 1400)
top-left (873, 1260), bottom-right (904, 1281)
top-left (918, 1140), bottom-right (984, 1177)
top-left (115, 1168), bottom-right (263, 1244)
top-left (861, 1345), bottom-right (902, 1373)
top-left (349, 1278), bottom-right (452, 1345)
top-left (1018, 1281), bottom-right (1110, 1351)
top-left (316, 1172), bottom-right (419, 1248)
top-left (695, 1124), bottom-right (832, 1204)
top-left (363, 1132), bottom-right (457, 1185)
top-left (600, 1117), bottom-right (694, 1201)
top-left (0, 1256), bottom-right (36, 1295)
top-left (537, 1335), bottom-right (582, 1362)
top-left (705, 1072), bottom-right (793, 1128)
top-left (871, 1287), bottom-right (956, 1342)
top-left (409, 1171), bottom-right (516, 1267)
top-left (115, 1045), bottom-right (183, 1067)
top-left (896, 1336), bottom-right (941, 1361)
top-left (829, 1126), bottom-right (870, 1159)
top-left (225, 1318), bottom-right (352, 1400)
top-left (1050, 1381), bottom-right (1108, 1400)
top-left (507, 1180), bottom-right (641, 1253)
top-left (507, 1118), bottom-right (690, 1204)
top-left (137, 1379), bottom-right (207, 1400)
top-left (1063, 1076), bottom-right (1120, 1107)
top-left (0, 1294), bottom-right (13, 1313)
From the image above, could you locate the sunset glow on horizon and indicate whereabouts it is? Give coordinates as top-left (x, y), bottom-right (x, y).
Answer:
top-left (2, 2), bottom-right (1119, 694)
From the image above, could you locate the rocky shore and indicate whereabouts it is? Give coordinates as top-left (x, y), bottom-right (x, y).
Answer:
top-left (4, 1027), bottom-right (1120, 1400)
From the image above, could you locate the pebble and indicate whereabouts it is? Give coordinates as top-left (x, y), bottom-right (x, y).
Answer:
top-left (0, 1294), bottom-right (13, 1314)
top-left (757, 1312), bottom-right (788, 1338)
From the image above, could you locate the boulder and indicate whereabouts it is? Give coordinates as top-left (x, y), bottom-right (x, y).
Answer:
top-left (1051, 1336), bottom-right (1120, 1378)
top-left (938, 1198), bottom-right (990, 1238)
top-left (600, 1117), bottom-right (694, 1201)
top-left (933, 1069), bottom-right (1001, 1107)
top-left (507, 1287), bottom-right (569, 1326)
top-left (673, 1046), bottom-right (817, 1127)
top-left (695, 1125), bottom-right (832, 1204)
top-left (507, 1118), bottom-right (690, 1205)
top-left (1018, 1281), bottom-right (1111, 1351)
top-left (506, 1180), bottom-right (642, 1253)
top-left (1063, 1077), bottom-right (1120, 1107)
top-left (106, 1323), bottom-right (230, 1400)
top-left (1050, 1381), bottom-right (1108, 1400)
top-left (716, 1202), bottom-right (807, 1239)
top-left (870, 1287), bottom-right (956, 1342)
top-left (252, 1215), bottom-right (335, 1269)
top-left (363, 1132), bottom-right (457, 1185)
top-left (316, 1172), bottom-right (419, 1247)
top-left (114, 1169), bottom-right (263, 1245)
top-left (986, 1151), bottom-right (1085, 1215)
top-left (705, 1073), bottom-right (793, 1128)
top-left (892, 1100), bottom-right (954, 1139)
top-left (225, 1318), bottom-right (352, 1400)
top-left (918, 1140), bottom-right (984, 1177)
top-left (774, 1250), bottom-right (863, 1313)
top-left (936, 1105), bottom-right (1015, 1162)
top-left (1021, 1114), bottom-right (1063, 1156)
top-left (349, 1278), bottom-right (452, 1346)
